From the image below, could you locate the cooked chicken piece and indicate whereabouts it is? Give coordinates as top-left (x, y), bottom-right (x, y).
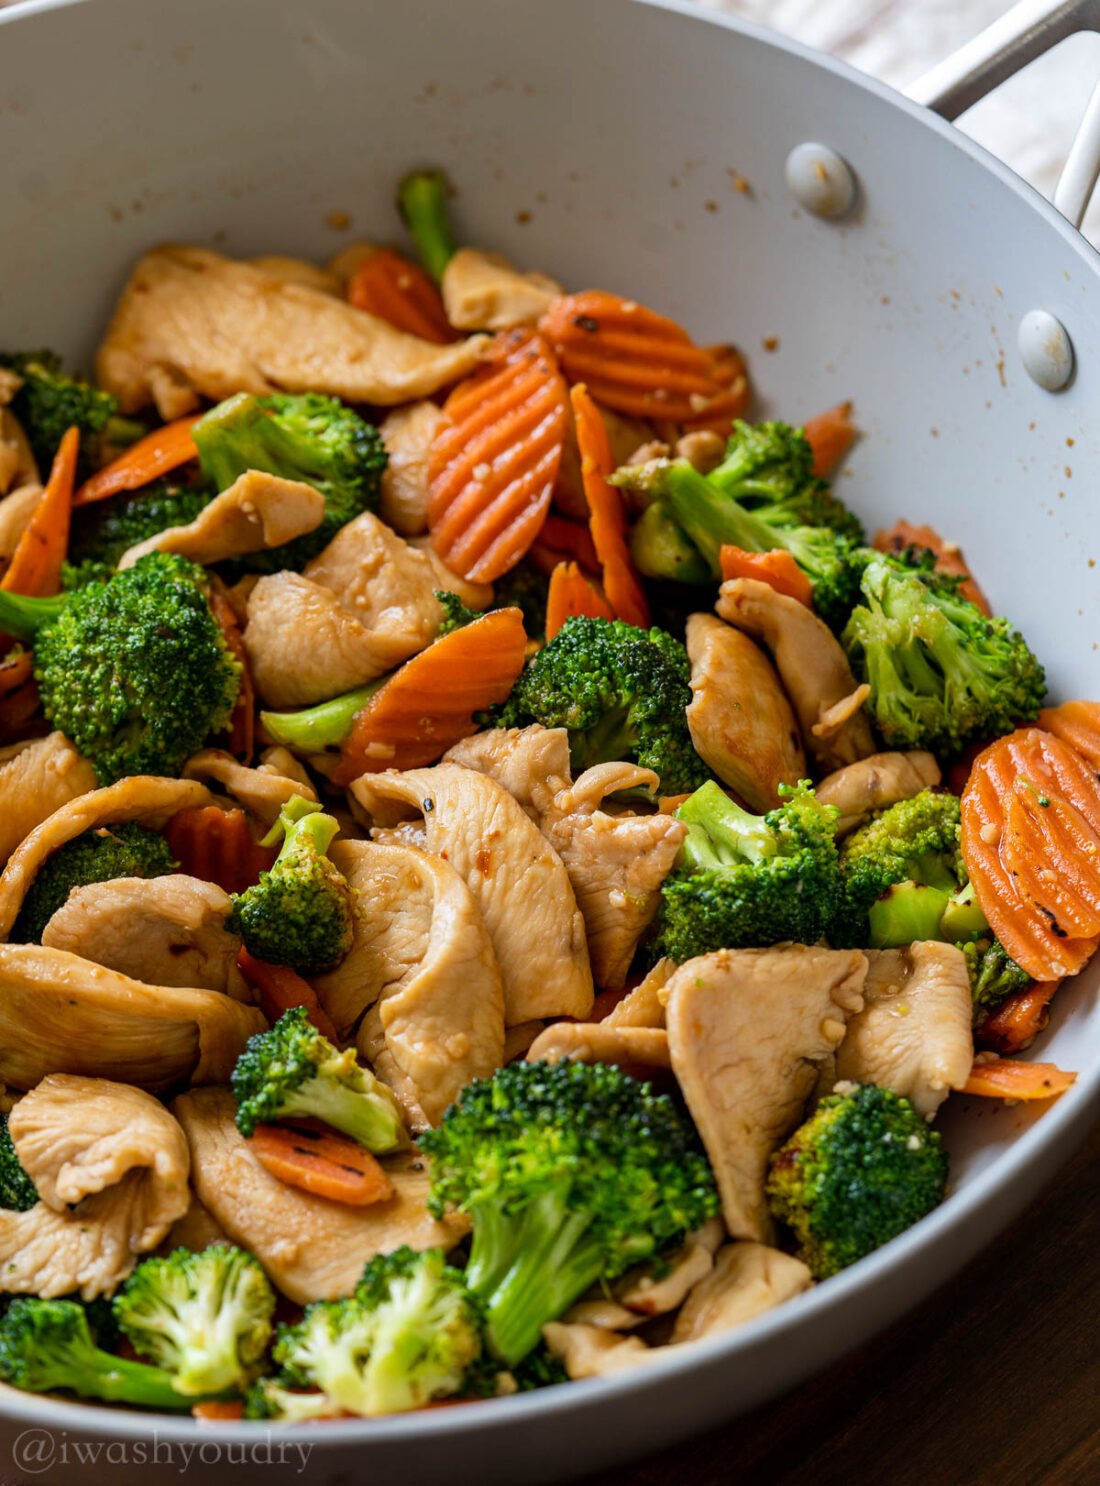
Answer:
top-left (616, 1217), bottom-right (725, 1317)
top-left (370, 820), bottom-right (429, 852)
top-left (0, 480), bottom-right (41, 558)
top-left (0, 368), bottom-right (21, 406)
top-left (441, 248), bottom-right (562, 331)
top-left (816, 751), bottom-right (942, 836)
top-left (0, 775), bottom-right (217, 938)
top-left (174, 1087), bottom-right (466, 1303)
top-left (96, 245), bottom-right (486, 418)
top-left (606, 959), bottom-right (673, 1029)
top-left (248, 254), bottom-right (342, 296)
top-left (313, 841), bottom-right (504, 1126)
top-left (834, 942), bottom-right (974, 1119)
top-left (527, 1023), bottom-right (670, 1071)
top-left (685, 613), bottom-right (806, 811)
top-left (670, 1242), bottom-right (813, 1344)
top-left (183, 748), bottom-right (317, 827)
top-left (0, 1075), bottom-right (190, 1298)
top-left (0, 404), bottom-right (39, 507)
top-left (663, 946), bottom-right (867, 1241)
top-left (117, 470), bottom-right (325, 569)
top-left (562, 1298), bottom-right (643, 1331)
top-left (540, 765), bottom-right (686, 988)
top-left (717, 578), bottom-right (876, 773)
top-left (555, 402), bottom-right (654, 522)
top-left (0, 945), bottom-right (265, 1091)
top-left (378, 401), bottom-right (445, 536)
top-left (502, 1020), bottom-right (545, 1062)
top-left (443, 725), bottom-right (572, 818)
top-left (0, 733), bottom-right (97, 867)
top-left (164, 1194), bottom-right (230, 1253)
top-left (352, 765), bottom-right (593, 1024)
top-left (42, 875), bottom-right (248, 999)
top-left (541, 1322), bottom-right (656, 1380)
top-left (674, 430), bottom-right (726, 475)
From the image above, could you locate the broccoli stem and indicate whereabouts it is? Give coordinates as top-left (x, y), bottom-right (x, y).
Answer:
top-left (940, 880), bottom-right (989, 942)
top-left (650, 462), bottom-right (775, 576)
top-left (79, 1351), bottom-right (193, 1410)
top-left (628, 504), bottom-right (712, 585)
top-left (868, 883), bottom-right (951, 948)
top-left (677, 780), bottom-right (776, 869)
top-left (260, 681), bottom-right (384, 752)
top-left (263, 799), bottom-right (337, 857)
top-left (0, 590), bottom-right (69, 642)
top-left (284, 1073), bottom-right (406, 1153)
top-left (103, 414), bottom-right (147, 448)
top-left (397, 170), bottom-right (457, 282)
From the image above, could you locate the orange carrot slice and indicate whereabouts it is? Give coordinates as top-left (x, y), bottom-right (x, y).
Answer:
top-left (572, 383), bottom-right (650, 628)
top-left (874, 518), bottom-right (991, 615)
top-left (961, 728), bottom-right (1100, 980)
top-left (803, 402), bottom-right (857, 478)
top-left (0, 651), bottom-right (32, 698)
top-left (249, 1121), bottom-right (395, 1206)
top-left (719, 545), bottom-right (813, 606)
top-left (428, 329), bottom-right (569, 581)
top-left (164, 806), bottom-right (276, 897)
top-left (237, 949), bottom-right (340, 1044)
top-left (2, 426), bottom-right (78, 598)
top-left (74, 415), bottom-right (201, 506)
top-left (962, 1056), bottom-right (1076, 1100)
top-left (539, 291), bottom-right (721, 421)
top-left (546, 561), bottom-right (613, 640)
top-left (348, 247), bottom-right (457, 344)
top-left (539, 513), bottom-right (601, 574)
top-left (1039, 700), bottom-right (1100, 771)
top-left (193, 1401), bottom-right (245, 1422)
top-left (333, 606), bottom-right (528, 784)
top-left (678, 345), bottom-right (751, 437)
top-left (978, 979), bottom-right (1061, 1056)
top-left (209, 585), bottom-right (254, 763)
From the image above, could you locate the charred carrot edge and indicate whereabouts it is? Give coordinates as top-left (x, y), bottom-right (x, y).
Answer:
top-left (164, 806), bottom-right (277, 898)
top-left (873, 518), bottom-right (991, 615)
top-left (248, 1122), bottom-right (395, 1206)
top-left (978, 980), bottom-right (1062, 1056)
top-left (74, 414), bottom-right (201, 507)
top-left (209, 585), bottom-right (255, 763)
top-left (237, 949), bottom-right (340, 1044)
top-left (571, 383), bottom-right (650, 627)
top-left (1039, 700), bottom-right (1100, 771)
top-left (0, 651), bottom-right (33, 698)
top-left (803, 402), bottom-right (856, 478)
top-left (961, 728), bottom-right (1100, 979)
top-left (428, 329), bottom-right (569, 581)
top-left (545, 560), bottom-right (613, 640)
top-left (348, 247), bottom-right (457, 344)
top-left (962, 1056), bottom-right (1076, 1100)
top-left (192, 1401), bottom-right (245, 1422)
top-left (539, 513), bottom-right (601, 574)
top-left (334, 606), bottom-right (528, 784)
top-left (2, 426), bottom-right (78, 598)
top-left (719, 545), bottom-right (813, 607)
top-left (678, 344), bottom-right (751, 437)
top-left (539, 291), bottom-right (720, 421)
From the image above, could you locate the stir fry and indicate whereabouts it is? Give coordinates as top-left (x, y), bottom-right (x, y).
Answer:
top-left (0, 168), bottom-right (1093, 1420)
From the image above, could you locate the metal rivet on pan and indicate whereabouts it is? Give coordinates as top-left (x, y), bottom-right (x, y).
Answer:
top-left (784, 142), bottom-right (856, 219)
top-left (1017, 309), bottom-right (1074, 391)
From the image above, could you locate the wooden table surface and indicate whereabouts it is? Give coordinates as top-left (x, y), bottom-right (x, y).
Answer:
top-left (596, 1118), bottom-right (1100, 1486)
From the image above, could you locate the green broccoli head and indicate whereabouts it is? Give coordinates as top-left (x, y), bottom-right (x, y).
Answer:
top-left (114, 1245), bottom-right (276, 1396)
top-left (711, 419), bottom-right (866, 543)
top-left (231, 1005), bottom-right (406, 1152)
top-left (232, 795), bottom-right (354, 971)
top-left (63, 477), bottom-right (215, 589)
top-left (435, 589), bottom-right (481, 637)
top-left (397, 168), bottom-right (457, 282)
top-left (421, 1058), bottom-right (720, 1367)
top-left (652, 779), bottom-right (842, 963)
top-left (965, 938), bottom-right (1031, 1016)
top-left (767, 1083), bottom-right (948, 1279)
top-left (0, 1114), bottom-right (37, 1212)
top-left (193, 392), bottom-right (387, 571)
top-left (496, 615), bottom-right (709, 795)
top-left (0, 1298), bottom-right (192, 1410)
top-left (0, 350), bottom-right (122, 474)
top-left (492, 561), bottom-right (548, 639)
top-left (11, 821), bottom-right (176, 944)
top-left (832, 789), bottom-right (984, 949)
top-left (0, 552), bottom-right (241, 785)
top-left (842, 554), bottom-right (1046, 757)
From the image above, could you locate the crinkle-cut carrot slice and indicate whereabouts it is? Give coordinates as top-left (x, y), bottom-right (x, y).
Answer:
top-left (348, 247), bottom-right (458, 344)
top-left (1039, 700), bottom-right (1100, 770)
top-left (960, 728), bottom-right (1100, 980)
top-left (237, 948), bottom-right (340, 1044)
top-left (802, 401), bottom-right (857, 478)
top-left (249, 1121), bottom-right (395, 1206)
top-left (978, 979), bottom-right (1061, 1056)
top-left (428, 329), bottom-right (569, 581)
top-left (536, 513), bottom-right (601, 574)
top-left (678, 345), bottom-right (751, 437)
top-left (545, 561), bottom-right (613, 640)
top-left (873, 518), bottom-right (991, 615)
top-left (164, 806), bottom-right (276, 897)
top-left (571, 383), bottom-right (649, 628)
top-left (209, 584), bottom-right (254, 763)
top-left (2, 425), bottom-right (77, 598)
top-left (333, 606), bottom-right (527, 784)
top-left (962, 1056), bottom-right (1076, 1100)
top-left (538, 291), bottom-right (721, 421)
top-left (719, 545), bottom-right (813, 607)
top-left (74, 415), bottom-right (201, 506)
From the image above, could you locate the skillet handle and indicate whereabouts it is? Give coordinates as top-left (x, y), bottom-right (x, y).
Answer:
top-left (907, 0), bottom-right (1100, 228)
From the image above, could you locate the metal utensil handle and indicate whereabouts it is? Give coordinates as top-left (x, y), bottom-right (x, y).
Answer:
top-left (907, 0), bottom-right (1100, 228)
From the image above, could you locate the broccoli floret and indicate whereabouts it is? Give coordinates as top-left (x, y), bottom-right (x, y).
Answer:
top-left (0, 1298), bottom-right (193, 1410)
top-left (11, 822), bottom-right (176, 944)
top-left (612, 457), bottom-right (859, 630)
top-left (492, 560), bottom-right (548, 639)
top-left (435, 589), bottom-right (480, 636)
top-left (421, 1059), bottom-right (720, 1367)
top-left (63, 477), bottom-right (215, 589)
top-left (965, 938), bottom-right (1031, 1015)
top-left (0, 350), bottom-right (131, 475)
top-left (832, 790), bottom-right (985, 949)
top-left (511, 1343), bottom-right (569, 1391)
top-left (766, 1083), bottom-right (948, 1279)
top-left (710, 420), bottom-right (866, 543)
top-left (397, 169), bottom-right (457, 282)
top-left (232, 796), bottom-right (353, 971)
top-left (842, 554), bottom-right (1046, 757)
top-left (231, 1005), bottom-right (406, 1152)
top-left (496, 615), bottom-right (708, 795)
top-left (193, 392), bottom-right (387, 571)
top-left (113, 1245), bottom-right (275, 1396)
top-left (0, 1115), bottom-right (37, 1212)
top-left (0, 553), bottom-right (240, 785)
top-left (652, 779), bottom-right (841, 962)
